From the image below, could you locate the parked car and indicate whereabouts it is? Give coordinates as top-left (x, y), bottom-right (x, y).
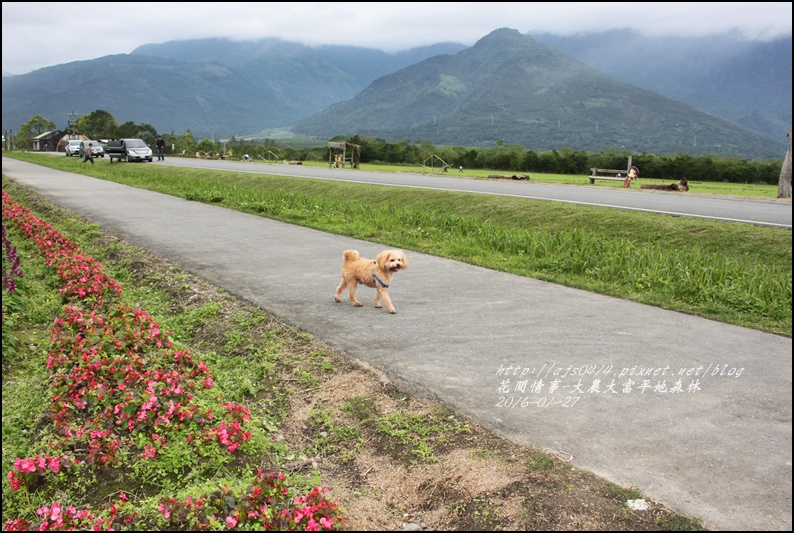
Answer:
top-left (106, 138), bottom-right (153, 163)
top-left (79, 140), bottom-right (105, 158)
top-left (64, 139), bottom-right (82, 156)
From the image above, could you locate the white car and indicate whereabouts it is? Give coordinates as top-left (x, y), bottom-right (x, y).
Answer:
top-left (64, 139), bottom-right (82, 156)
top-left (79, 140), bottom-right (105, 158)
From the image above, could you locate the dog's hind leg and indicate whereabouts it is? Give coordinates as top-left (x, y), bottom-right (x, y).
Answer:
top-left (334, 279), bottom-right (347, 303)
top-left (336, 279), bottom-right (362, 307)
top-left (347, 282), bottom-right (363, 307)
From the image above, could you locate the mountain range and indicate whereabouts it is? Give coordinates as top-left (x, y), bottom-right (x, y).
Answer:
top-left (2, 27), bottom-right (791, 159)
top-left (531, 30), bottom-right (792, 145)
top-left (1, 38), bottom-right (465, 141)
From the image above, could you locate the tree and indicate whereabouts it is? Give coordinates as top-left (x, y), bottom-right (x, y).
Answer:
top-left (778, 132), bottom-right (792, 198)
top-left (196, 139), bottom-right (218, 154)
top-left (134, 123), bottom-right (158, 147)
top-left (177, 131), bottom-right (197, 156)
top-left (16, 114), bottom-right (56, 150)
top-left (78, 110), bottom-right (119, 139)
top-left (115, 121), bottom-right (155, 140)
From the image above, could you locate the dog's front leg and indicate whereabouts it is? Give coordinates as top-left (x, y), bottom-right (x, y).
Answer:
top-left (377, 288), bottom-right (396, 314)
top-left (374, 288), bottom-right (383, 309)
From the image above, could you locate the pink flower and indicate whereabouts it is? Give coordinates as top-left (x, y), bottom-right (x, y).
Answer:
top-left (142, 445), bottom-right (157, 460)
top-left (15, 458), bottom-right (36, 473)
top-left (158, 503), bottom-right (171, 519)
top-left (49, 501), bottom-right (62, 521)
top-left (7, 471), bottom-right (21, 491)
top-left (47, 456), bottom-right (61, 473)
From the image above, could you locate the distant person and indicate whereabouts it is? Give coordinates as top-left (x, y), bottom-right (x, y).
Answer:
top-left (156, 135), bottom-right (166, 161)
top-left (443, 163), bottom-right (449, 172)
top-left (459, 165), bottom-right (463, 173)
top-left (624, 165), bottom-right (639, 188)
top-left (82, 143), bottom-right (94, 165)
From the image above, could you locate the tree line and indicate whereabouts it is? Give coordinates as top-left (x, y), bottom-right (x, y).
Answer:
top-left (13, 111), bottom-right (785, 184)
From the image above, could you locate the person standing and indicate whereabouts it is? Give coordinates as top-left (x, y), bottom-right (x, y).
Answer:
top-left (156, 136), bottom-right (166, 161)
top-left (82, 143), bottom-right (94, 165)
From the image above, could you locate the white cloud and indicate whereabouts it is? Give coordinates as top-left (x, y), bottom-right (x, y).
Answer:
top-left (2, 2), bottom-right (791, 75)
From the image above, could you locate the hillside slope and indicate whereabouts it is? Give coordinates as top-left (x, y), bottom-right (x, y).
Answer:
top-left (293, 28), bottom-right (784, 158)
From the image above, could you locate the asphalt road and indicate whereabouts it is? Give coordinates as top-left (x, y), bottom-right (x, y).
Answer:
top-left (38, 152), bottom-right (793, 228)
top-left (155, 156), bottom-right (793, 228)
top-left (3, 157), bottom-right (792, 531)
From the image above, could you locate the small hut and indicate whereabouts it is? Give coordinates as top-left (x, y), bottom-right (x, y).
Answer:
top-left (328, 142), bottom-right (360, 169)
top-left (31, 130), bottom-right (65, 152)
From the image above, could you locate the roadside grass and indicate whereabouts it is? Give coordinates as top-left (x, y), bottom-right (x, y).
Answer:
top-left (2, 181), bottom-right (706, 530)
top-left (13, 151), bottom-right (785, 198)
top-left (4, 152), bottom-right (791, 336)
top-left (298, 160), bottom-right (781, 198)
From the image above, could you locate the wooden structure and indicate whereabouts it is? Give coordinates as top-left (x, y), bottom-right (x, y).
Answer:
top-left (328, 142), bottom-right (360, 169)
top-left (778, 132), bottom-right (792, 198)
top-left (588, 156), bottom-right (633, 184)
top-left (259, 150), bottom-right (281, 163)
top-left (32, 130), bottom-right (65, 152)
top-left (420, 154), bottom-right (451, 172)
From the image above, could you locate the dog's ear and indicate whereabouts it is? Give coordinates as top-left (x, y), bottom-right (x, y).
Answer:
top-left (375, 251), bottom-right (390, 270)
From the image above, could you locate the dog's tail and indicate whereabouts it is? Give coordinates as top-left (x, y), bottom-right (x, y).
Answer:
top-left (343, 249), bottom-right (360, 263)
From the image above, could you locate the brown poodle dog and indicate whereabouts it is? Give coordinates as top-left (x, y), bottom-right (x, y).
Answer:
top-left (335, 249), bottom-right (408, 314)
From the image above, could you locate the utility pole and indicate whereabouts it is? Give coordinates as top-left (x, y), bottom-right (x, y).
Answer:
top-left (67, 112), bottom-right (79, 139)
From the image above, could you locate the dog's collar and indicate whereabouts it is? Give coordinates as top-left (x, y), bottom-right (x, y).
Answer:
top-left (373, 274), bottom-right (389, 288)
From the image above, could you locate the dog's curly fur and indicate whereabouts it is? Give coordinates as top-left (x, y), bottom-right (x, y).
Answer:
top-left (334, 249), bottom-right (408, 314)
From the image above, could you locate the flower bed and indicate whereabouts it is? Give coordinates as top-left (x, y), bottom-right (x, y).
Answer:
top-left (2, 191), bottom-right (344, 530)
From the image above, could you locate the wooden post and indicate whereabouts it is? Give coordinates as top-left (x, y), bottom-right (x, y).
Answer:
top-left (778, 132), bottom-right (792, 199)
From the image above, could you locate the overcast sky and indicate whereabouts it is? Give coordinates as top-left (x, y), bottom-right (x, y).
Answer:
top-left (2, 2), bottom-right (791, 75)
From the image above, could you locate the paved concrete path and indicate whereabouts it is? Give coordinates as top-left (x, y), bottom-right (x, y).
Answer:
top-left (3, 158), bottom-right (791, 531)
